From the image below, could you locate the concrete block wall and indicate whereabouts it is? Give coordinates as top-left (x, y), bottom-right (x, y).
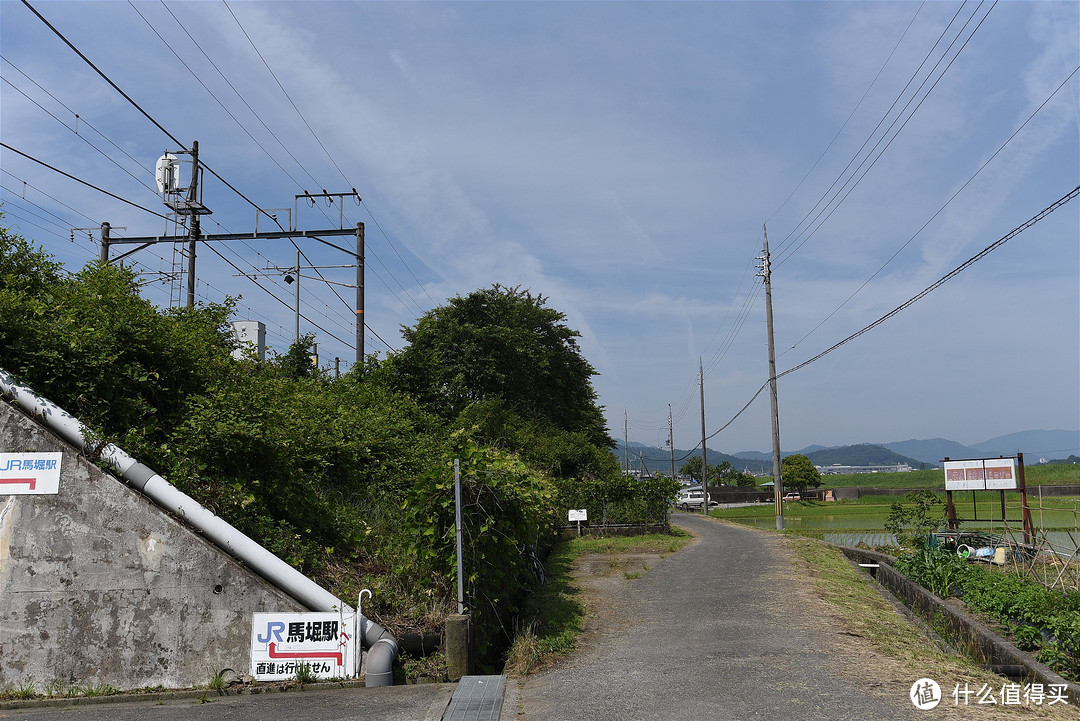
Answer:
top-left (0, 400), bottom-right (305, 691)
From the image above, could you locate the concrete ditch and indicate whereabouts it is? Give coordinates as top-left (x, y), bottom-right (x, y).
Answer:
top-left (838, 545), bottom-right (1080, 705)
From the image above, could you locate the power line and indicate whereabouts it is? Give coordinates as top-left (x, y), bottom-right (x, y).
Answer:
top-left (781, 63), bottom-right (1080, 356)
top-left (777, 0), bottom-right (999, 267)
top-left (767, 1), bottom-right (927, 224)
top-left (0, 75), bottom-right (157, 194)
top-left (778, 185), bottom-right (1078, 380)
top-left (694, 186), bottom-right (1078, 451)
top-left (775, 1), bottom-right (995, 264)
top-left (1, 143), bottom-right (171, 220)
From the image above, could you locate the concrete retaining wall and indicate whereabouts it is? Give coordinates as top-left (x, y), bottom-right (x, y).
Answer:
top-left (0, 400), bottom-right (305, 692)
top-left (838, 546), bottom-right (1080, 705)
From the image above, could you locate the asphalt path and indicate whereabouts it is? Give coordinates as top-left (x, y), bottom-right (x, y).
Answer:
top-left (509, 513), bottom-right (924, 721)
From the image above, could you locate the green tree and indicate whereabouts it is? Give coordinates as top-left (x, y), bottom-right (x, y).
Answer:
top-left (389, 284), bottom-right (613, 447)
top-left (679, 457), bottom-right (744, 485)
top-left (780, 453), bottom-right (822, 494)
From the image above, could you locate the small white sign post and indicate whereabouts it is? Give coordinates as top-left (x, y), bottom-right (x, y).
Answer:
top-left (568, 508), bottom-right (587, 537)
top-left (0, 452), bottom-right (63, 494)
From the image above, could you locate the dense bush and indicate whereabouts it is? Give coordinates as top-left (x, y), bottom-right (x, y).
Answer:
top-left (1, 222), bottom-right (664, 666)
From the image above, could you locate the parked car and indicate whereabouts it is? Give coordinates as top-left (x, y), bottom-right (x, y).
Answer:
top-left (674, 488), bottom-right (717, 511)
top-left (782, 492), bottom-right (801, 502)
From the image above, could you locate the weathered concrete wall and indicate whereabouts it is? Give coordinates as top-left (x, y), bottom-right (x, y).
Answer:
top-left (0, 400), bottom-right (305, 691)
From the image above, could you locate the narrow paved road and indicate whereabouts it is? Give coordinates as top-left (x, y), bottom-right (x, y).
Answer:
top-left (509, 514), bottom-right (923, 721)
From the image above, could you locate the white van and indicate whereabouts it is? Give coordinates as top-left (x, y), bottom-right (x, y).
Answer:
top-left (674, 488), bottom-right (715, 511)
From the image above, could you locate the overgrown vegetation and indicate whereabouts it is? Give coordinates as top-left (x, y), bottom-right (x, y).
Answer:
top-left (895, 549), bottom-right (1080, 682)
top-left (884, 490), bottom-right (947, 547)
top-left (0, 222), bottom-right (678, 674)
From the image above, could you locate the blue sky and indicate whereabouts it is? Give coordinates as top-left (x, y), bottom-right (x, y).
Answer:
top-left (2, 1), bottom-right (1077, 456)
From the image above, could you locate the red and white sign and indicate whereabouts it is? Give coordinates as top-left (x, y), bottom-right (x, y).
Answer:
top-left (944, 458), bottom-right (1017, 491)
top-left (0, 452), bottom-right (62, 494)
top-left (251, 612), bottom-right (356, 681)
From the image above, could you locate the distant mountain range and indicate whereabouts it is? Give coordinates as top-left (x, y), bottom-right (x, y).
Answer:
top-left (615, 429), bottom-right (1079, 473)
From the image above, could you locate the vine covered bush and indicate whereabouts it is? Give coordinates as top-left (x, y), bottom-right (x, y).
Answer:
top-left (1, 223), bottom-right (670, 668)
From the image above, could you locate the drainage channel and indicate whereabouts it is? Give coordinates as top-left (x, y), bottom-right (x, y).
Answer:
top-left (442, 676), bottom-right (505, 721)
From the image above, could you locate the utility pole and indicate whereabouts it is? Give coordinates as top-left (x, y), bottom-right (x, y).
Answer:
top-left (356, 221), bottom-right (365, 367)
top-left (668, 403), bottom-right (675, 482)
top-left (292, 250), bottom-right (300, 341)
top-left (99, 222), bottom-right (110, 264)
top-left (624, 410), bottom-right (630, 476)
top-left (760, 224), bottom-right (785, 530)
top-left (112, 171), bottom-right (365, 365)
top-left (699, 359), bottom-right (708, 514)
top-left (186, 141), bottom-right (201, 308)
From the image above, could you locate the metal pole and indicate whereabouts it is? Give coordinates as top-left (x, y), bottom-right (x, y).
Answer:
top-left (356, 222), bottom-right (365, 367)
top-left (454, 458), bottom-right (464, 615)
top-left (99, 222), bottom-right (110, 264)
top-left (699, 359), bottom-right (708, 514)
top-left (624, 410), bottom-right (629, 475)
top-left (294, 249), bottom-right (300, 343)
top-left (762, 225), bottom-right (784, 530)
top-left (186, 141), bottom-right (200, 309)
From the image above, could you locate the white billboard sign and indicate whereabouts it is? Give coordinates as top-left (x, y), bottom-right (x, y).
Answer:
top-left (251, 612), bottom-right (356, 681)
top-left (0, 452), bottom-right (62, 494)
top-left (568, 509), bottom-right (588, 522)
top-left (944, 458), bottom-right (1018, 491)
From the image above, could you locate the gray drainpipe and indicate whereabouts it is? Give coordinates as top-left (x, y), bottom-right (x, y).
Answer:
top-left (0, 367), bottom-right (396, 686)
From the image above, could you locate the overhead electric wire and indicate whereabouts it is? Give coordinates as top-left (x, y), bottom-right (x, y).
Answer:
top-left (20, 0), bottom-right (279, 222)
top-left (222, 0), bottom-right (436, 312)
top-left (767, 1), bottom-right (926, 224)
top-left (1, 77), bottom-right (158, 194)
top-left (1, 171), bottom-right (99, 226)
top-left (778, 185), bottom-right (1079, 380)
top-left (690, 185), bottom-right (1079, 450)
top-left (127, 0), bottom-right (307, 191)
top-left (774, 0), bottom-right (994, 264)
top-left (202, 241), bottom-right (356, 349)
top-left (1, 143), bottom-right (171, 221)
top-left (19, 0), bottom-right (372, 351)
top-left (132, 1), bottom-right (421, 325)
top-left (1, 54), bottom-right (154, 177)
top-left (776, 0), bottom-right (999, 267)
top-left (781, 63), bottom-right (1080, 357)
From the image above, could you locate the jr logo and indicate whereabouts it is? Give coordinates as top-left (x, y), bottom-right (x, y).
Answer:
top-left (257, 621), bottom-right (286, 643)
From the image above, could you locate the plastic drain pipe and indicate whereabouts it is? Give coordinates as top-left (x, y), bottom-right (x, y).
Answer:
top-left (0, 368), bottom-right (397, 686)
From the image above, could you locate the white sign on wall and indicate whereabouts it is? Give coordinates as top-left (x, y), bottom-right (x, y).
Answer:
top-left (251, 612), bottom-right (356, 681)
top-left (944, 458), bottom-right (1018, 491)
top-left (0, 452), bottom-right (62, 494)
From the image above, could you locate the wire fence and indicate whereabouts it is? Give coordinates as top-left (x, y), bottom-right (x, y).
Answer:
top-left (990, 491), bottom-right (1080, 594)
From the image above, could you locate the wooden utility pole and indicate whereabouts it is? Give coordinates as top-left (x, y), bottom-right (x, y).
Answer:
top-left (699, 359), bottom-right (708, 513)
top-left (761, 225), bottom-right (784, 530)
top-left (668, 403), bottom-right (676, 482)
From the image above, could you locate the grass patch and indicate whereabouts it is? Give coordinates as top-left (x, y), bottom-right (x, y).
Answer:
top-left (786, 536), bottom-right (1026, 691)
top-left (505, 529), bottom-right (691, 675)
top-left (816, 464), bottom-right (1078, 489)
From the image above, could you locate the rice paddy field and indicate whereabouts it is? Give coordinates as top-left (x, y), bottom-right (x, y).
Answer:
top-left (717, 463), bottom-right (1080, 552)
